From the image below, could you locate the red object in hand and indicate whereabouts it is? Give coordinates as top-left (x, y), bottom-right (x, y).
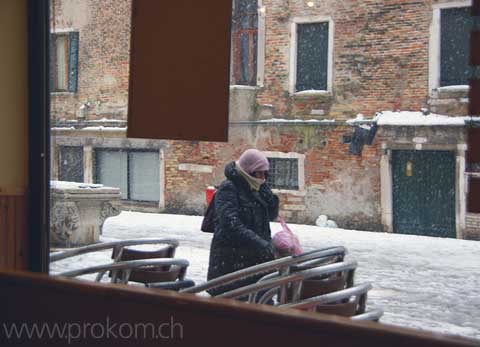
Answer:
top-left (206, 186), bottom-right (216, 205)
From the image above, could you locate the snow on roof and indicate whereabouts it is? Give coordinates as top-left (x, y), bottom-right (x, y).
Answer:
top-left (79, 126), bottom-right (127, 131)
top-left (51, 181), bottom-right (105, 189)
top-left (51, 127), bottom-right (76, 131)
top-left (346, 114), bottom-right (372, 125)
top-left (376, 111), bottom-right (467, 126)
top-left (89, 118), bottom-right (126, 123)
top-left (257, 118), bottom-right (336, 124)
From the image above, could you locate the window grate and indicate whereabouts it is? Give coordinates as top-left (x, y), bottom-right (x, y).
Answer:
top-left (296, 22), bottom-right (329, 92)
top-left (266, 158), bottom-right (299, 190)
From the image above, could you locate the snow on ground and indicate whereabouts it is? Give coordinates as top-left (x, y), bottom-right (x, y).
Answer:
top-left (50, 212), bottom-right (480, 341)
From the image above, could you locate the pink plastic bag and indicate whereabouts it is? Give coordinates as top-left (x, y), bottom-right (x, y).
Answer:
top-left (272, 215), bottom-right (303, 256)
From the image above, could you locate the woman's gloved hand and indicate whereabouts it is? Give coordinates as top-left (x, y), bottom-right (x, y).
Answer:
top-left (259, 239), bottom-right (276, 260)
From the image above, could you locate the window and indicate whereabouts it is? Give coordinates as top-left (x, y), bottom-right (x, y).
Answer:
top-left (232, 0), bottom-right (258, 86)
top-left (50, 32), bottom-right (79, 92)
top-left (263, 151), bottom-right (305, 193)
top-left (429, 2), bottom-right (473, 91)
top-left (440, 7), bottom-right (473, 86)
top-left (297, 22), bottom-right (329, 91)
top-left (58, 146), bottom-right (84, 183)
top-left (267, 158), bottom-right (299, 190)
top-left (94, 149), bottom-right (160, 202)
top-left (290, 17), bottom-right (333, 94)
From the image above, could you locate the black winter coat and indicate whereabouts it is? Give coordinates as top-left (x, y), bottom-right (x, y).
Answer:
top-left (206, 161), bottom-right (279, 296)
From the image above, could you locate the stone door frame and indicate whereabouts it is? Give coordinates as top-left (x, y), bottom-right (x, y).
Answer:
top-left (380, 134), bottom-right (467, 239)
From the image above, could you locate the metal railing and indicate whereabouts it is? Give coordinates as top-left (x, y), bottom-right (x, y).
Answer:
top-left (180, 246), bottom-right (347, 295)
top-left (50, 238), bottom-right (179, 262)
top-left (56, 258), bottom-right (190, 284)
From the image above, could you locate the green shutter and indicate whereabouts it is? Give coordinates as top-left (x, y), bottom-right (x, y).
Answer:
top-left (129, 152), bottom-right (160, 202)
top-left (95, 150), bottom-right (129, 200)
top-left (49, 34), bottom-right (55, 92)
top-left (440, 7), bottom-right (473, 86)
top-left (296, 22), bottom-right (329, 92)
top-left (68, 31), bottom-right (79, 92)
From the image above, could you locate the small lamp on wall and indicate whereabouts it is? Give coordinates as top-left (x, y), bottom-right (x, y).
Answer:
top-left (406, 161), bottom-right (413, 177)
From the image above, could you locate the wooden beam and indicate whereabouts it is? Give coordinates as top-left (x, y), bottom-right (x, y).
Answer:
top-left (0, 195), bottom-right (29, 271)
top-left (0, 270), bottom-right (477, 346)
top-left (127, 0), bottom-right (231, 142)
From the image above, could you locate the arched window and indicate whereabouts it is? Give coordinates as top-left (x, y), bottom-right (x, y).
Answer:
top-left (232, 0), bottom-right (258, 86)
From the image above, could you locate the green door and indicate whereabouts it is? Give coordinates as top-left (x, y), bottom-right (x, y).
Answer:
top-left (392, 150), bottom-right (456, 238)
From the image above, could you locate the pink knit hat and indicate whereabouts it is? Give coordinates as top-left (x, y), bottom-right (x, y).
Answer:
top-left (238, 149), bottom-right (269, 174)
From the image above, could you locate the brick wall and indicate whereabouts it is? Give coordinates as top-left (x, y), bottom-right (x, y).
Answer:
top-left (50, 0), bottom-right (131, 121)
top-left (465, 213), bottom-right (480, 240)
top-left (257, 0), bottom-right (435, 120)
top-left (162, 124), bottom-right (381, 230)
top-left (50, 0), bottom-right (469, 232)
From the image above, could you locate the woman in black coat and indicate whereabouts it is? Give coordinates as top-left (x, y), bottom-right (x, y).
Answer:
top-left (207, 149), bottom-right (279, 298)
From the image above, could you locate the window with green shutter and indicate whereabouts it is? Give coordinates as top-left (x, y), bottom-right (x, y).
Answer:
top-left (296, 22), bottom-right (329, 92)
top-left (50, 32), bottom-right (79, 93)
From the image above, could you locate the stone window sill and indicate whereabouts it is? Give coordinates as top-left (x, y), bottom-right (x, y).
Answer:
top-left (272, 188), bottom-right (306, 197)
top-left (230, 85), bottom-right (260, 91)
top-left (51, 91), bottom-right (76, 96)
top-left (292, 90), bottom-right (333, 98)
top-left (432, 85), bottom-right (469, 99)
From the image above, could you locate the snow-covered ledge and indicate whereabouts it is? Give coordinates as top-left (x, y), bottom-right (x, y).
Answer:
top-left (50, 181), bottom-right (121, 247)
top-left (376, 111), bottom-right (469, 126)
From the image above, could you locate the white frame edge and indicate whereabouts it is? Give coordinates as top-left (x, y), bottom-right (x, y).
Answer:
top-left (429, 0), bottom-right (472, 95)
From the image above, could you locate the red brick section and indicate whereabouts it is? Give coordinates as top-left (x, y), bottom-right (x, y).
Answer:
top-left (163, 125), bottom-right (381, 228)
top-left (257, 0), bottom-right (432, 120)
